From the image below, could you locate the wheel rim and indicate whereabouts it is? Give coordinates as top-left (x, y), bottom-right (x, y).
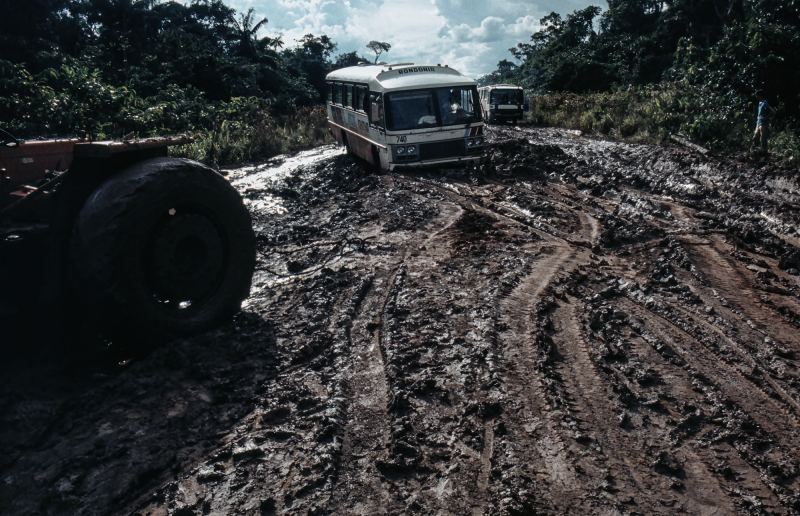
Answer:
top-left (145, 207), bottom-right (226, 310)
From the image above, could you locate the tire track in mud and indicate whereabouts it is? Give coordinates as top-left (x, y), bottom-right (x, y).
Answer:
top-left (616, 300), bottom-right (799, 514)
top-left (436, 176), bottom-right (604, 512)
top-left (574, 184), bottom-right (800, 512)
top-left (486, 210), bottom-right (598, 513)
top-left (326, 270), bottom-right (397, 516)
top-left (328, 173), bottom-right (477, 513)
top-left (485, 181), bottom-right (593, 245)
top-left (554, 298), bottom-right (748, 514)
top-left (617, 311), bottom-right (787, 514)
top-left (338, 176), bottom-right (507, 514)
top-left (381, 174), bottom-right (610, 513)
top-left (669, 236), bottom-right (800, 421)
top-left (672, 302), bottom-right (800, 417)
top-left (560, 193), bottom-right (793, 511)
top-left (471, 420), bottom-right (495, 516)
top-left (405, 174), bottom-right (588, 246)
top-left (498, 244), bottom-right (582, 506)
top-left (620, 297), bottom-right (800, 462)
top-left (548, 299), bottom-right (671, 511)
top-left (375, 176), bottom-right (509, 514)
top-left (669, 210), bottom-right (800, 350)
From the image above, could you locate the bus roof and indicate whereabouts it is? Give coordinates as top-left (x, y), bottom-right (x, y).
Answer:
top-left (326, 64), bottom-right (476, 92)
top-left (479, 84), bottom-right (523, 90)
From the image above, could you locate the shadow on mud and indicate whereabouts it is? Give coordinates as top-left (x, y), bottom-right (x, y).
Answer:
top-left (0, 306), bottom-right (278, 515)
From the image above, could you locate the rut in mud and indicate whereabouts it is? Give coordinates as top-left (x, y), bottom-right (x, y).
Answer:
top-left (4, 126), bottom-right (800, 515)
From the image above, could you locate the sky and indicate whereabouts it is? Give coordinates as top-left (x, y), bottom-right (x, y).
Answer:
top-left (223, 0), bottom-right (608, 79)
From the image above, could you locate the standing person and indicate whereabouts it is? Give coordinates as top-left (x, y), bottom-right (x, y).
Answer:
top-left (751, 90), bottom-right (781, 152)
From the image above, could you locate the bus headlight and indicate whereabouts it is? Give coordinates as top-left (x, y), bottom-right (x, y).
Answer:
top-left (397, 146), bottom-right (406, 154)
top-left (467, 139), bottom-right (475, 147)
top-left (406, 145), bottom-right (417, 154)
top-left (476, 137), bottom-right (483, 146)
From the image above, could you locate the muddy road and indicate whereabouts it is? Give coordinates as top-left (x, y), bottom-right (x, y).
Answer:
top-left (4, 126), bottom-right (800, 515)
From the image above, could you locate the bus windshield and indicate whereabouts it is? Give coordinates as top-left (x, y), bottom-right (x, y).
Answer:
top-left (490, 89), bottom-right (523, 105)
top-left (385, 86), bottom-right (481, 131)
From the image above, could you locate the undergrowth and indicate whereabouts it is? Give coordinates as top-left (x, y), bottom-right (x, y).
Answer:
top-left (0, 59), bottom-right (332, 168)
top-left (172, 105), bottom-right (332, 167)
top-left (527, 84), bottom-right (800, 164)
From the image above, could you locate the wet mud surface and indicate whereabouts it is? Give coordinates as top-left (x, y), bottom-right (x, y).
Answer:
top-left (4, 126), bottom-right (800, 515)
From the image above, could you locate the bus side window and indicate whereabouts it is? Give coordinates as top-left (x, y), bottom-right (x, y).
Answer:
top-left (369, 93), bottom-right (384, 129)
top-left (346, 85), bottom-right (354, 109)
top-left (357, 86), bottom-right (367, 112)
top-left (327, 82), bottom-right (333, 103)
top-left (334, 83), bottom-right (343, 105)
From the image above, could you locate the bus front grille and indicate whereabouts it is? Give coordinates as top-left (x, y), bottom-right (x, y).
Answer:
top-left (419, 140), bottom-right (465, 161)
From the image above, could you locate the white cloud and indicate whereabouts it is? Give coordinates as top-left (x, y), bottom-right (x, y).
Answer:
top-left (221, 0), bottom-right (606, 78)
top-left (506, 15), bottom-right (541, 38)
top-left (447, 17), bottom-right (506, 43)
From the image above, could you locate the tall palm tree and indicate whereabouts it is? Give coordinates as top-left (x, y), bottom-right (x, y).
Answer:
top-left (230, 8), bottom-right (268, 58)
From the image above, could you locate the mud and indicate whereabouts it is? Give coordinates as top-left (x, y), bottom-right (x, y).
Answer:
top-left (4, 126), bottom-right (800, 515)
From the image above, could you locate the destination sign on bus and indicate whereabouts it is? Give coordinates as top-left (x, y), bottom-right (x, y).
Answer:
top-left (397, 67), bottom-right (436, 75)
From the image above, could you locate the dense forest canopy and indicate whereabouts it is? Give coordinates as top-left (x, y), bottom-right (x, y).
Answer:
top-left (481, 0), bottom-right (799, 98)
top-left (3, 0), bottom-right (800, 155)
top-left (479, 0), bottom-right (800, 150)
top-left (0, 0), bottom-right (368, 141)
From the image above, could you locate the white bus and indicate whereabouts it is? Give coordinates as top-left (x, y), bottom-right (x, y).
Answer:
top-left (325, 64), bottom-right (486, 171)
top-left (478, 84), bottom-right (525, 125)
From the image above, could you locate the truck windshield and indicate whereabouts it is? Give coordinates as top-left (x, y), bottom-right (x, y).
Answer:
top-left (490, 89), bottom-right (523, 105)
top-left (385, 86), bottom-right (481, 131)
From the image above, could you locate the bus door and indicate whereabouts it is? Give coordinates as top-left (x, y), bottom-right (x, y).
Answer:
top-left (369, 93), bottom-right (385, 135)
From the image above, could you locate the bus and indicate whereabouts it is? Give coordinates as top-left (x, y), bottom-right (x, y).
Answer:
top-left (478, 84), bottom-right (525, 125)
top-left (325, 64), bottom-right (486, 171)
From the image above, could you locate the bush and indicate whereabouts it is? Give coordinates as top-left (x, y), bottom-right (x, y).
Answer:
top-left (528, 84), bottom-right (689, 142)
top-left (524, 82), bottom-right (793, 152)
top-left (173, 105), bottom-right (332, 167)
top-left (0, 58), bottom-right (332, 167)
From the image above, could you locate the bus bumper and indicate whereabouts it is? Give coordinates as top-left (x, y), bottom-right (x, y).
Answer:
top-left (389, 154), bottom-right (487, 172)
top-left (488, 110), bottom-right (524, 123)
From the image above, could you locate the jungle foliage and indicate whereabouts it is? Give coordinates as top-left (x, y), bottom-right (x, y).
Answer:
top-left (482, 0), bottom-right (800, 156)
top-left (0, 0), bottom-right (368, 165)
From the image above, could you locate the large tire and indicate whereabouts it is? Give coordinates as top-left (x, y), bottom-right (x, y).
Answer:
top-left (70, 157), bottom-right (255, 340)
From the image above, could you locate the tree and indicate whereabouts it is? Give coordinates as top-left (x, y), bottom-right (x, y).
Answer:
top-left (366, 41), bottom-right (391, 63)
top-left (333, 51), bottom-right (368, 69)
top-left (477, 59), bottom-right (519, 87)
top-left (230, 8), bottom-right (269, 59)
top-left (282, 35), bottom-right (338, 104)
top-left (0, 0), bottom-right (89, 69)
